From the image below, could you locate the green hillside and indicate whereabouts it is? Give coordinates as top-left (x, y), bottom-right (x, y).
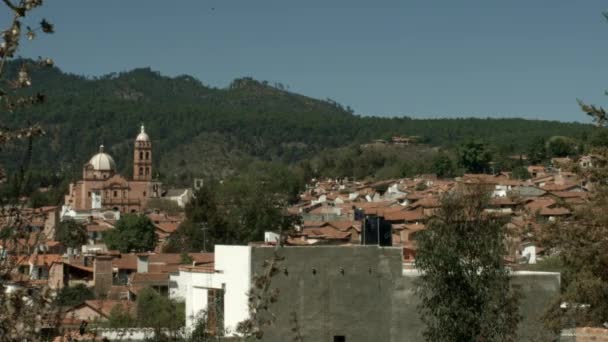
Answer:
top-left (0, 59), bottom-right (594, 186)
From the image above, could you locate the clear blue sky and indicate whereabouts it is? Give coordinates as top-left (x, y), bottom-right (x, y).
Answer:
top-left (10, 0), bottom-right (608, 122)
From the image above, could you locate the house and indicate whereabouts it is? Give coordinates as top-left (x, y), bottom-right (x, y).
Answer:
top-left (62, 300), bottom-right (135, 326)
top-left (527, 166), bottom-right (546, 178)
top-left (163, 188), bottom-right (193, 208)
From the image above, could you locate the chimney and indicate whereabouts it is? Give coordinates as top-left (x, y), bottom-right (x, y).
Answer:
top-left (137, 254), bottom-right (149, 273)
top-left (94, 255), bottom-right (113, 298)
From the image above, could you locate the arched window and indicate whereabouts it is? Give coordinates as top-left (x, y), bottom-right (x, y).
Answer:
top-left (139, 151), bottom-right (143, 160)
top-left (145, 152), bottom-right (149, 160)
top-left (139, 167), bottom-right (143, 176)
top-left (145, 167), bottom-right (150, 175)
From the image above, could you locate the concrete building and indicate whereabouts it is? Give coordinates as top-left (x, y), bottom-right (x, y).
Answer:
top-left (64, 125), bottom-right (161, 213)
top-left (172, 245), bottom-right (560, 341)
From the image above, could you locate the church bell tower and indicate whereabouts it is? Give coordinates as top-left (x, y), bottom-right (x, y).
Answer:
top-left (133, 125), bottom-right (152, 181)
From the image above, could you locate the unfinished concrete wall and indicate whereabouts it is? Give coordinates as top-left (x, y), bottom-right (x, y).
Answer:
top-left (252, 246), bottom-right (401, 342)
top-left (252, 246), bottom-right (560, 342)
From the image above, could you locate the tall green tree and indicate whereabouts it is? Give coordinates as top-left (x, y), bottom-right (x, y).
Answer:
top-left (136, 287), bottom-right (185, 330)
top-left (55, 284), bottom-right (94, 307)
top-left (431, 153), bottom-right (456, 178)
top-left (526, 137), bottom-right (547, 164)
top-left (546, 136), bottom-right (576, 158)
top-left (457, 139), bottom-right (492, 173)
top-left (415, 187), bottom-right (520, 342)
top-left (55, 219), bottom-right (88, 250)
top-left (103, 214), bottom-right (157, 253)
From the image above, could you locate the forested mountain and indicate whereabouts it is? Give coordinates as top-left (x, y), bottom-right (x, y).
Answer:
top-left (0, 59), bottom-right (594, 186)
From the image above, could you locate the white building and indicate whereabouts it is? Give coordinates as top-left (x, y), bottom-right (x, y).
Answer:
top-left (170, 245), bottom-right (252, 334)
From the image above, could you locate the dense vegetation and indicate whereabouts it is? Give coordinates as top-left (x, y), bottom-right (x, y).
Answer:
top-left (0, 59), bottom-right (594, 191)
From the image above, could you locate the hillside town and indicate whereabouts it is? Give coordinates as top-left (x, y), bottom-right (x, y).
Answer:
top-left (3, 1), bottom-right (608, 341)
top-left (0, 124), bottom-right (596, 340)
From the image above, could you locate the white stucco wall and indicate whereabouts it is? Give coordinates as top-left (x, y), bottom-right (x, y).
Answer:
top-left (180, 245), bottom-right (252, 336)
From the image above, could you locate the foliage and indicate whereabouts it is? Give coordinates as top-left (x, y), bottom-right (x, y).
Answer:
top-left (546, 136), bottom-right (576, 157)
top-left (105, 304), bottom-right (137, 329)
top-left (0, 1), bottom-right (60, 340)
top-left (55, 284), bottom-right (94, 307)
top-left (542, 181), bottom-right (608, 332)
top-left (180, 252), bottom-right (193, 265)
top-left (165, 164), bottom-right (302, 251)
top-left (415, 187), bottom-right (521, 342)
top-left (0, 59), bottom-right (595, 186)
top-left (589, 129), bottom-right (608, 148)
top-left (431, 153), bottom-right (457, 178)
top-left (457, 139), bottom-right (492, 173)
top-left (55, 218), bottom-right (88, 250)
top-left (103, 214), bottom-right (157, 253)
top-left (526, 136), bottom-right (548, 164)
top-left (511, 166), bottom-right (531, 180)
top-left (136, 287), bottom-right (185, 330)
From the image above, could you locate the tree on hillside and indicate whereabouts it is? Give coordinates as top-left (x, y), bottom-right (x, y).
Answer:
top-left (547, 136), bottom-right (576, 158)
top-left (165, 170), bottom-right (301, 252)
top-left (55, 218), bottom-right (88, 250)
top-left (431, 153), bottom-right (456, 178)
top-left (415, 186), bottom-right (520, 342)
top-left (457, 139), bottom-right (492, 173)
top-left (526, 136), bottom-right (547, 164)
top-left (103, 214), bottom-right (157, 253)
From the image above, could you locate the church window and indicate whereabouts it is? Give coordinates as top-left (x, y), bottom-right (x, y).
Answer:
top-left (139, 151), bottom-right (143, 160)
top-left (145, 152), bottom-right (149, 160)
top-left (139, 167), bottom-right (143, 176)
top-left (113, 190), bottom-right (118, 197)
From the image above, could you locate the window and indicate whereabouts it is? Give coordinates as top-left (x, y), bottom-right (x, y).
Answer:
top-left (139, 167), bottom-right (143, 176)
top-left (113, 191), bottom-right (118, 197)
top-left (139, 151), bottom-right (143, 160)
top-left (88, 192), bottom-right (91, 198)
top-left (145, 167), bottom-right (150, 175)
top-left (145, 151), bottom-right (149, 160)
top-left (334, 337), bottom-right (346, 342)
top-left (143, 191), bottom-right (147, 197)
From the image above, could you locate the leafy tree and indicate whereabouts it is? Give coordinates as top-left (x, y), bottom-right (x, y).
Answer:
top-left (457, 139), bottom-right (492, 173)
top-left (542, 18), bottom-right (608, 333)
top-left (589, 129), bottom-right (608, 148)
top-left (105, 304), bottom-right (137, 329)
top-left (526, 136), bottom-right (547, 164)
top-left (431, 153), bottom-right (456, 178)
top-left (415, 187), bottom-right (520, 342)
top-left (55, 284), bottom-right (95, 307)
top-left (166, 171), bottom-right (301, 251)
top-left (180, 252), bottom-right (193, 265)
top-left (511, 166), bottom-right (531, 180)
top-left (136, 287), bottom-right (185, 330)
top-left (547, 136), bottom-right (576, 158)
top-left (55, 219), bottom-right (88, 250)
top-left (103, 214), bottom-right (157, 253)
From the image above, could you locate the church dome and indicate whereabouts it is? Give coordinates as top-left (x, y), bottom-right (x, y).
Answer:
top-left (88, 145), bottom-right (116, 171)
top-left (136, 124), bottom-right (150, 142)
